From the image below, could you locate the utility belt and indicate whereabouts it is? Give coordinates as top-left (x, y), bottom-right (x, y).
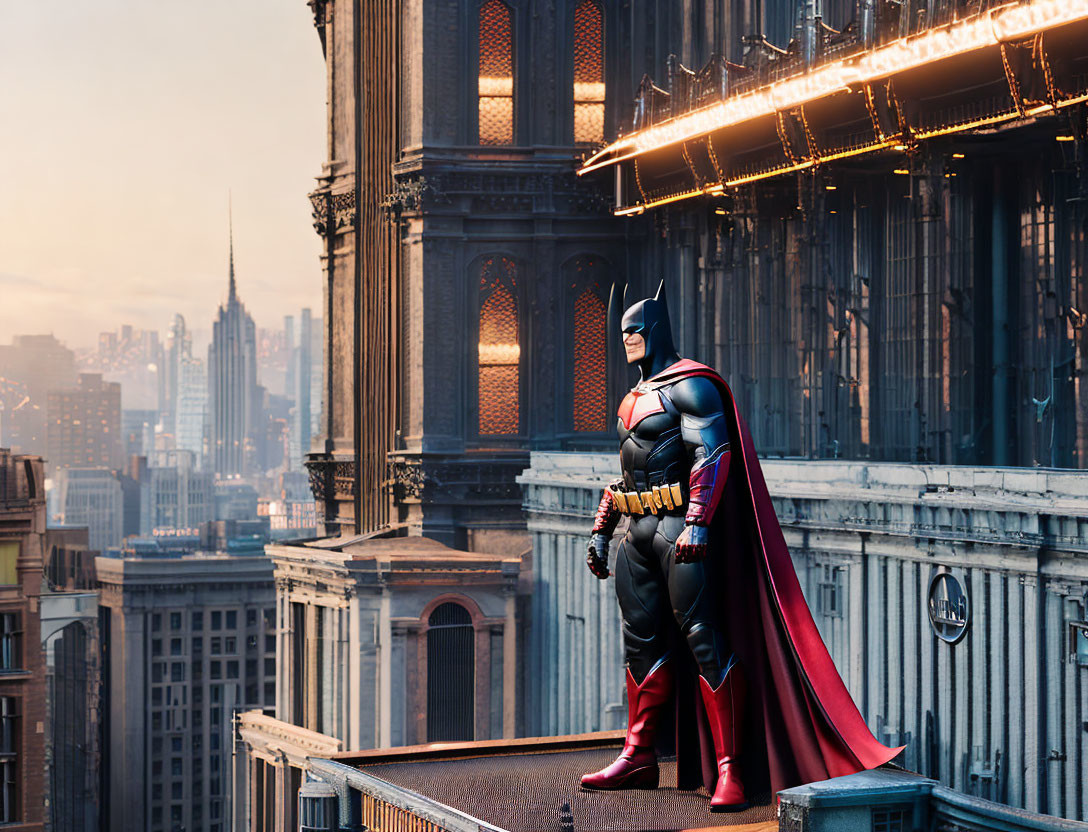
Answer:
top-left (609, 482), bottom-right (685, 516)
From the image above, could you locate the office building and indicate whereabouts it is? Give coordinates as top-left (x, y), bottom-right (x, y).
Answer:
top-left (97, 552), bottom-right (275, 832)
top-left (141, 450), bottom-right (213, 536)
top-left (55, 467), bottom-right (124, 553)
top-left (46, 373), bottom-right (122, 472)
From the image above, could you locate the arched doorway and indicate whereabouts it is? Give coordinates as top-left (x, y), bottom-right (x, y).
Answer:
top-left (426, 602), bottom-right (474, 741)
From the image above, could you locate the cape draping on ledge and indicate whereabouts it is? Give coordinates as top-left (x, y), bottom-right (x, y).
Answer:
top-left (645, 358), bottom-right (905, 796)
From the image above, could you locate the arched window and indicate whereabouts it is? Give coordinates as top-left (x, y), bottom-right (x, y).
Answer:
top-left (573, 0), bottom-right (605, 143)
top-left (570, 257), bottom-right (608, 431)
top-left (478, 257), bottom-right (520, 435)
top-left (478, 0), bottom-right (514, 145)
top-left (426, 602), bottom-right (474, 741)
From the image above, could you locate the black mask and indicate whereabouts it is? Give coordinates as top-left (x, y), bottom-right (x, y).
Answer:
top-left (621, 281), bottom-right (681, 381)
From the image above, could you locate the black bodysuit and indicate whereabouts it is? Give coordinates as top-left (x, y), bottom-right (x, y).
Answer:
top-left (613, 372), bottom-right (733, 684)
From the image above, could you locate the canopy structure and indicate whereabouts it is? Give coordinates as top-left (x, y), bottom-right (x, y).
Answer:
top-left (578, 0), bottom-right (1088, 215)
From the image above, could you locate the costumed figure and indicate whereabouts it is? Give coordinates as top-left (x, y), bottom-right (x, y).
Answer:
top-left (580, 282), bottom-right (903, 811)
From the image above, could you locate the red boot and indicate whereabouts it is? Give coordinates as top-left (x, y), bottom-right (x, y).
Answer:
top-left (581, 660), bottom-right (673, 790)
top-left (699, 664), bottom-right (748, 811)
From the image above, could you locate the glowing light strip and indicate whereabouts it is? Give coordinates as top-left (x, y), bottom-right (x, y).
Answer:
top-left (608, 91), bottom-right (1088, 214)
top-left (580, 0), bottom-right (1088, 176)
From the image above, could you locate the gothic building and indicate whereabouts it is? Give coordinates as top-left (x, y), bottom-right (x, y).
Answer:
top-left (303, 0), bottom-right (624, 544)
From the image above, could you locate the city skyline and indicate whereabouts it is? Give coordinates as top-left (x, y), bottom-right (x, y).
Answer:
top-left (0, 0), bottom-right (325, 349)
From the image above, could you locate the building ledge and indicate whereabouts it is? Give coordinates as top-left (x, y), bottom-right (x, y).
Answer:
top-left (237, 711), bottom-right (341, 760)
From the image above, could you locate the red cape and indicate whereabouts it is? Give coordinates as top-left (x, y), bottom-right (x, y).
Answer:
top-left (646, 359), bottom-right (905, 797)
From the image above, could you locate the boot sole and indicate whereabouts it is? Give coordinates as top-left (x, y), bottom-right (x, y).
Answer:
top-left (580, 767), bottom-right (659, 791)
top-left (709, 801), bottom-right (749, 813)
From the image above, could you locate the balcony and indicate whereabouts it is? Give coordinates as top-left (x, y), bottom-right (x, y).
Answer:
top-left (579, 0), bottom-right (1088, 214)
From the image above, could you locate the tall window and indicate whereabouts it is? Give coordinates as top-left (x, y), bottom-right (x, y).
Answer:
top-left (0, 697), bottom-right (16, 823)
top-left (478, 0), bottom-right (514, 145)
top-left (0, 615), bottom-right (20, 672)
top-left (478, 257), bottom-right (520, 435)
top-left (426, 603), bottom-right (474, 741)
top-left (569, 257), bottom-right (608, 431)
top-left (0, 542), bottom-right (17, 586)
top-left (573, 289), bottom-right (608, 431)
top-left (573, 0), bottom-right (605, 143)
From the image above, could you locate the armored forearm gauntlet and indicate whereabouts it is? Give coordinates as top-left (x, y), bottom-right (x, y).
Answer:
top-left (685, 444), bottom-right (730, 526)
top-left (586, 481), bottom-right (624, 579)
top-left (592, 482), bottom-right (623, 536)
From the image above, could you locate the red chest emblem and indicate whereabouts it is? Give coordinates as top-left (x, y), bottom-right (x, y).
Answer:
top-left (618, 389), bottom-right (665, 430)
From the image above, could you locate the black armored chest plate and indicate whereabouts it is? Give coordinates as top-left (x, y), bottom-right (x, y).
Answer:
top-left (617, 384), bottom-right (689, 492)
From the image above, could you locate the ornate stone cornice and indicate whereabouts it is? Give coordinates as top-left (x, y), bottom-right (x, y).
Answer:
top-left (388, 454), bottom-right (528, 506)
top-left (307, 0), bottom-right (329, 55)
top-left (305, 454), bottom-right (357, 504)
top-left (308, 187), bottom-right (356, 238)
top-left (238, 711), bottom-right (341, 759)
top-left (388, 457), bottom-right (426, 502)
top-left (387, 168), bottom-right (610, 216)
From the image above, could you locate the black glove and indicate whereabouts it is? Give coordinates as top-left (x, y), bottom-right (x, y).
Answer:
top-left (586, 533), bottom-right (611, 579)
top-left (674, 523), bottom-right (709, 563)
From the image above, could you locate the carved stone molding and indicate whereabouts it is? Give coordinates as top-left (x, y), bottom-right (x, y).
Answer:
top-left (388, 458), bottom-right (427, 501)
top-left (386, 453), bottom-right (528, 506)
top-left (389, 168), bottom-right (610, 216)
top-left (304, 454), bottom-right (357, 504)
top-left (307, 0), bottom-right (330, 54)
top-left (309, 188), bottom-right (356, 237)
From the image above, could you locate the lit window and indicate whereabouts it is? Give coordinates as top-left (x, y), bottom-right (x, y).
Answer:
top-left (478, 0), bottom-right (514, 145)
top-left (573, 283), bottom-right (607, 432)
top-left (478, 257), bottom-right (520, 435)
top-left (573, 0), bottom-right (605, 143)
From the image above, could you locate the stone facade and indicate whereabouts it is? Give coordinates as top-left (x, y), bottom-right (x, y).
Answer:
top-left (303, 0), bottom-right (623, 543)
top-left (234, 534), bottom-right (523, 832)
top-left (0, 451), bottom-right (47, 830)
top-left (520, 451), bottom-right (1088, 822)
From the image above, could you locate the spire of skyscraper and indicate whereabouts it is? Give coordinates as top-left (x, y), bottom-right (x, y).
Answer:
top-left (228, 193), bottom-right (237, 303)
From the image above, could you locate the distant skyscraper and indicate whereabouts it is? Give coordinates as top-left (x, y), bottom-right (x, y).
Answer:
top-left (163, 314), bottom-right (191, 438)
top-left (0, 334), bottom-right (77, 455)
top-left (284, 315), bottom-right (296, 403)
top-left (86, 325), bottom-right (163, 412)
top-left (55, 467), bottom-right (124, 553)
top-left (140, 450), bottom-right (213, 536)
top-left (121, 409), bottom-right (157, 459)
top-left (176, 356), bottom-right (207, 463)
top-left (208, 217), bottom-right (259, 477)
top-left (46, 373), bottom-right (123, 472)
top-left (289, 308), bottom-right (313, 469)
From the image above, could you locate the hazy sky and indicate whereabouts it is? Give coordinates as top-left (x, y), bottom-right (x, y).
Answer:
top-left (0, 0), bottom-right (326, 349)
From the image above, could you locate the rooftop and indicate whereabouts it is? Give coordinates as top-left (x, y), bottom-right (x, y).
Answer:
top-left (325, 733), bottom-right (777, 832)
